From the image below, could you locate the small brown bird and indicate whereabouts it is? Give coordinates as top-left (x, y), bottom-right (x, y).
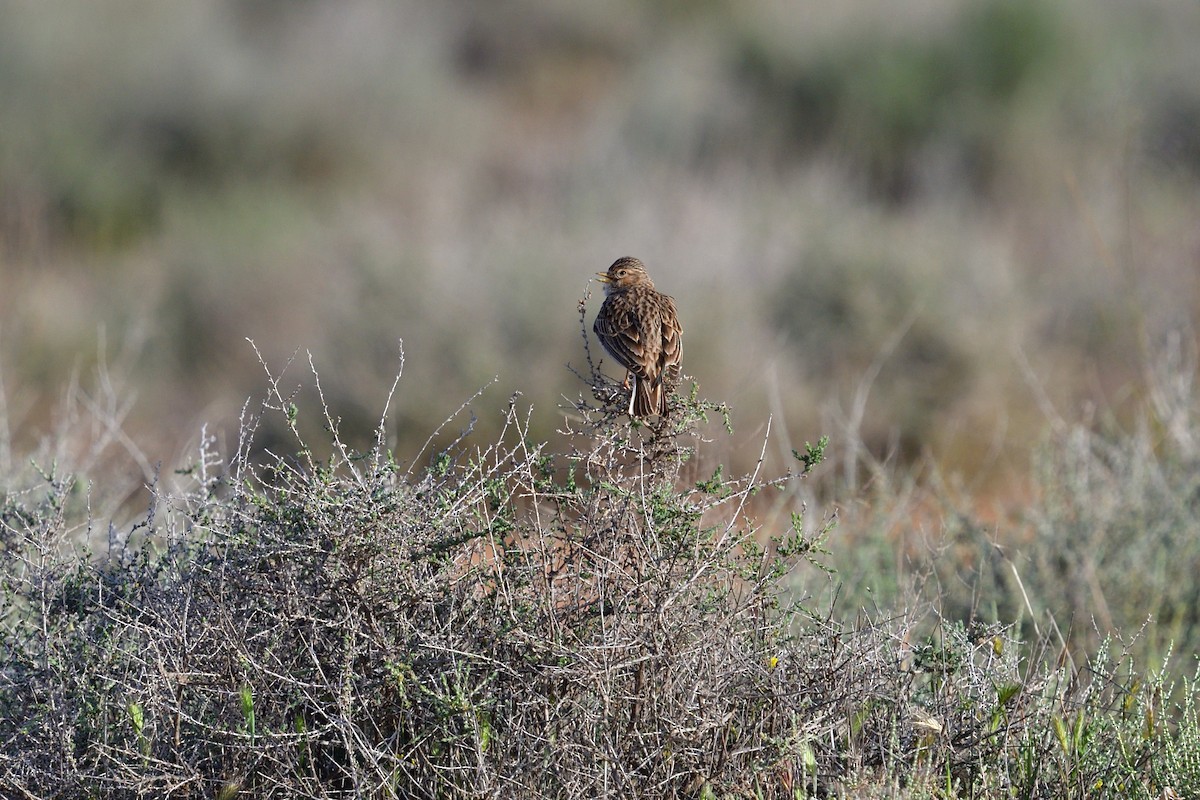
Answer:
top-left (593, 257), bottom-right (683, 418)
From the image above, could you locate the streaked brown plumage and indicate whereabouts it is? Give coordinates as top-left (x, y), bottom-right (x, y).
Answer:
top-left (593, 257), bottom-right (683, 418)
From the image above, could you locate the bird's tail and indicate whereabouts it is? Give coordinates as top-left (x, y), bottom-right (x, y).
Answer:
top-left (631, 376), bottom-right (667, 418)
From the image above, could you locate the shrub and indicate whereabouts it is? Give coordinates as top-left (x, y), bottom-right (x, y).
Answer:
top-left (3, 341), bottom-right (1200, 798)
top-left (0, 347), bottom-right (837, 796)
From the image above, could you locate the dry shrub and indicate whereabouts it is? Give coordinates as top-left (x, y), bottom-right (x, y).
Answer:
top-left (4, 342), bottom-right (1200, 798)
top-left (0, 341), bottom-right (836, 797)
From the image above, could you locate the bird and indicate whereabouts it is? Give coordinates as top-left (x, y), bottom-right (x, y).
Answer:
top-left (593, 257), bottom-right (683, 418)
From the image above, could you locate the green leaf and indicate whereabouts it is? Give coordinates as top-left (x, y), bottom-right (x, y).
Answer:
top-left (792, 436), bottom-right (829, 475)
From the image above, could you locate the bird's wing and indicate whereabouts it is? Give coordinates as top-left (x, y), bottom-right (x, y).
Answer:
top-left (595, 303), bottom-right (654, 378)
top-left (630, 305), bottom-right (665, 381)
top-left (658, 295), bottom-right (683, 387)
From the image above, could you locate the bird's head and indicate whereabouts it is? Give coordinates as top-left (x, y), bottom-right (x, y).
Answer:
top-left (596, 257), bottom-right (653, 294)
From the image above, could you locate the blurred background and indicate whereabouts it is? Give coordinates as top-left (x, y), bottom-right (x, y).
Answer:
top-left (2, 0), bottom-right (1199, 514)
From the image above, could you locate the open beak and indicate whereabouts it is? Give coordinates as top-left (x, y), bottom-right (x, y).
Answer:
top-left (594, 272), bottom-right (610, 283)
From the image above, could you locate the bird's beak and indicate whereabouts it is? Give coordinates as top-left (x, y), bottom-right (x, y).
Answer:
top-left (594, 272), bottom-right (610, 283)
